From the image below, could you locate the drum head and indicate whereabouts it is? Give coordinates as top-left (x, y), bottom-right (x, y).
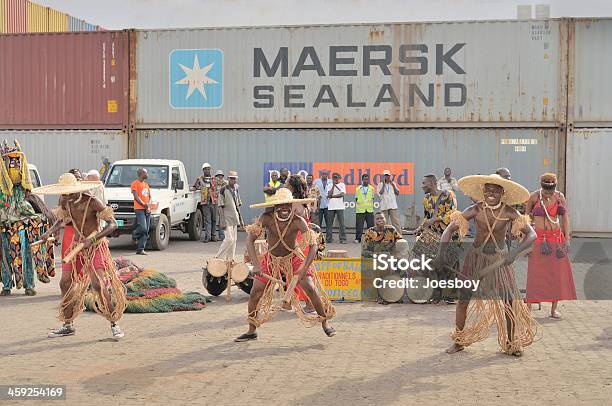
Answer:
top-left (231, 261), bottom-right (250, 283)
top-left (406, 276), bottom-right (434, 304)
top-left (378, 274), bottom-right (405, 303)
top-left (207, 257), bottom-right (228, 277)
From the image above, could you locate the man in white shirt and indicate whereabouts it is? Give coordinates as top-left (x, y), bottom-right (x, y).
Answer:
top-left (86, 170), bottom-right (107, 205)
top-left (326, 173), bottom-right (347, 244)
top-left (437, 167), bottom-right (459, 193)
top-left (377, 169), bottom-right (402, 234)
top-left (314, 170), bottom-right (333, 231)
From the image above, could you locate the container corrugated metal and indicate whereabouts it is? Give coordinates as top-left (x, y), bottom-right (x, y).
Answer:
top-left (3, 130), bottom-right (128, 205)
top-left (5, 0), bottom-right (26, 33)
top-left (26, 1), bottom-right (47, 32)
top-left (135, 20), bottom-right (567, 127)
top-left (68, 16), bottom-right (85, 32)
top-left (47, 7), bottom-right (66, 32)
top-left (136, 128), bottom-right (559, 227)
top-left (567, 129), bottom-right (612, 235)
top-left (571, 19), bottom-right (612, 126)
top-left (85, 22), bottom-right (97, 32)
top-left (0, 0), bottom-right (5, 33)
top-left (0, 31), bottom-right (129, 129)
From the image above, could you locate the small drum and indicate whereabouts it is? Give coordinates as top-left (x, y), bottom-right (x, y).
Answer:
top-left (412, 227), bottom-right (441, 260)
top-left (392, 239), bottom-right (410, 258)
top-left (327, 250), bottom-right (347, 258)
top-left (405, 275), bottom-right (434, 304)
top-left (207, 257), bottom-right (228, 277)
top-left (377, 273), bottom-right (405, 303)
top-left (231, 261), bottom-right (250, 283)
top-left (202, 271), bottom-right (228, 296)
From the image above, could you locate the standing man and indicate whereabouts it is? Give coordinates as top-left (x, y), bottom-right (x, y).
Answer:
top-left (215, 170), bottom-right (226, 241)
top-left (131, 168), bottom-right (151, 256)
top-left (279, 167), bottom-right (290, 186)
top-left (441, 174), bottom-right (538, 357)
top-left (306, 174), bottom-right (321, 224)
top-left (495, 167), bottom-right (512, 180)
top-left (216, 171), bottom-right (243, 260)
top-left (263, 170), bottom-right (281, 202)
top-left (36, 173), bottom-right (126, 339)
top-left (354, 174), bottom-right (375, 243)
top-left (193, 163), bottom-right (219, 243)
top-left (326, 173), bottom-right (347, 244)
top-left (417, 174), bottom-right (457, 236)
top-left (377, 169), bottom-right (402, 234)
top-left (437, 167), bottom-right (460, 193)
top-left (86, 170), bottom-right (107, 205)
top-left (314, 170), bottom-right (332, 231)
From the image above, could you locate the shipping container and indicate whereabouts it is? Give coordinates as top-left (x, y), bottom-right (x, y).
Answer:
top-left (67, 15), bottom-right (85, 32)
top-left (566, 129), bottom-right (612, 236)
top-left (0, 31), bottom-right (129, 129)
top-left (47, 7), bottom-right (66, 32)
top-left (134, 20), bottom-right (568, 128)
top-left (136, 128), bottom-right (560, 227)
top-left (26, 1), bottom-right (47, 32)
top-left (85, 22), bottom-right (97, 32)
top-left (5, 0), bottom-right (26, 33)
top-left (2, 130), bottom-right (128, 205)
top-left (571, 18), bottom-right (612, 127)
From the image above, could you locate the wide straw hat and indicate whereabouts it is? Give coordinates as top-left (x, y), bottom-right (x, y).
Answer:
top-left (33, 173), bottom-right (102, 196)
top-left (228, 170), bottom-right (239, 179)
top-left (250, 187), bottom-right (315, 209)
top-left (458, 174), bottom-right (529, 206)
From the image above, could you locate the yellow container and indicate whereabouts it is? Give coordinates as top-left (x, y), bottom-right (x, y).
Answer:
top-left (48, 7), bottom-right (66, 32)
top-left (0, 0), bottom-right (5, 33)
top-left (26, 1), bottom-right (47, 32)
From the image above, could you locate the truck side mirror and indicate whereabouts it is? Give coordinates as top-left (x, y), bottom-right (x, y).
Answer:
top-left (176, 180), bottom-right (184, 190)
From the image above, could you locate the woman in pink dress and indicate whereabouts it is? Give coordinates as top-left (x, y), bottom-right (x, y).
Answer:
top-left (525, 173), bottom-right (576, 319)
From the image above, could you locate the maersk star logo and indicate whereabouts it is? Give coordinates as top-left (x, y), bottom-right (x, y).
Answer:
top-left (169, 49), bottom-right (223, 109)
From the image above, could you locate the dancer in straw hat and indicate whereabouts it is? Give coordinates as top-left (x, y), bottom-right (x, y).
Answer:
top-left (439, 174), bottom-right (539, 357)
top-left (35, 173), bottom-right (127, 339)
top-left (235, 188), bottom-right (336, 342)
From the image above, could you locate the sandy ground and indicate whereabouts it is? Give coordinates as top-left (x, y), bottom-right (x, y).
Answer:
top-left (1, 232), bottom-right (612, 406)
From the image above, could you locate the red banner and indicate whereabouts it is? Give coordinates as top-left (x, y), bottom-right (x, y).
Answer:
top-left (312, 162), bottom-right (414, 194)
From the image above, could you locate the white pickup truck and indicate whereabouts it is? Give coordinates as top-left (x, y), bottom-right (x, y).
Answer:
top-left (104, 159), bottom-right (203, 250)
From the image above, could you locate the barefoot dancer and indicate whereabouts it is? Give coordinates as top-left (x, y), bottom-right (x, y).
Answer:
top-left (235, 188), bottom-right (336, 342)
top-left (36, 174), bottom-right (127, 339)
top-left (440, 174), bottom-right (539, 357)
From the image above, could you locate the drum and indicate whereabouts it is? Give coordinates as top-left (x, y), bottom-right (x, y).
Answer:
top-left (392, 239), bottom-right (410, 258)
top-left (327, 250), bottom-right (348, 258)
top-left (207, 257), bottom-right (228, 277)
top-left (377, 273), bottom-right (405, 303)
top-left (412, 227), bottom-right (441, 260)
top-left (202, 271), bottom-right (228, 297)
top-left (405, 276), bottom-right (434, 304)
top-left (237, 277), bottom-right (253, 294)
top-left (231, 261), bottom-right (250, 283)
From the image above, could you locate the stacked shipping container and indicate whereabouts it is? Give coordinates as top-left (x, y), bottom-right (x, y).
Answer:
top-left (0, 18), bottom-right (610, 234)
top-left (0, 0), bottom-right (100, 34)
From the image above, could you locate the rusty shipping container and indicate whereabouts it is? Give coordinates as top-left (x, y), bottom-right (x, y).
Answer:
top-left (3, 0), bottom-right (26, 33)
top-left (0, 31), bottom-right (129, 129)
top-left (134, 19), bottom-right (568, 128)
top-left (570, 18), bottom-right (612, 127)
top-left (136, 128), bottom-right (561, 227)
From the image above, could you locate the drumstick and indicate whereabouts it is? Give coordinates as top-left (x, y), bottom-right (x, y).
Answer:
top-left (249, 272), bottom-right (286, 286)
top-left (282, 277), bottom-right (300, 303)
top-left (31, 237), bottom-right (55, 247)
top-left (62, 232), bottom-right (97, 264)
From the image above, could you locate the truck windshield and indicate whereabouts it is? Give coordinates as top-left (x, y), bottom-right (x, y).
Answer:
top-left (105, 165), bottom-right (169, 189)
top-left (29, 170), bottom-right (41, 188)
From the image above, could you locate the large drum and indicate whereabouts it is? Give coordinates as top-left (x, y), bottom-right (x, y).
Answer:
top-left (377, 273), bottom-right (405, 303)
top-left (327, 250), bottom-right (348, 258)
top-left (207, 257), bottom-right (228, 277)
top-left (202, 271), bottom-right (228, 297)
top-left (231, 261), bottom-right (250, 283)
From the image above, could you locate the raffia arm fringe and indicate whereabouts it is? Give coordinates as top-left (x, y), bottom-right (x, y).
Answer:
top-left (58, 239), bottom-right (126, 324)
top-left (511, 214), bottom-right (531, 238)
top-left (247, 253), bottom-right (336, 328)
top-left (245, 222), bottom-right (264, 238)
top-left (52, 207), bottom-right (69, 222)
top-left (96, 206), bottom-right (115, 222)
top-left (449, 210), bottom-right (469, 240)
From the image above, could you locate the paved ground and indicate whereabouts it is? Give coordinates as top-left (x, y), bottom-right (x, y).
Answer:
top-left (1, 232), bottom-right (612, 405)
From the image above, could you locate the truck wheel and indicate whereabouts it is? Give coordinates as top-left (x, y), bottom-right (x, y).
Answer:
top-left (150, 213), bottom-right (170, 251)
top-left (187, 209), bottom-right (203, 241)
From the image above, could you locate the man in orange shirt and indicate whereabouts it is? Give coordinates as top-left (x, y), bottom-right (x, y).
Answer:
top-left (131, 168), bottom-right (151, 255)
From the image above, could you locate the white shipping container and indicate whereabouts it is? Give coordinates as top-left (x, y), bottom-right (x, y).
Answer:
top-left (135, 19), bottom-right (567, 127)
